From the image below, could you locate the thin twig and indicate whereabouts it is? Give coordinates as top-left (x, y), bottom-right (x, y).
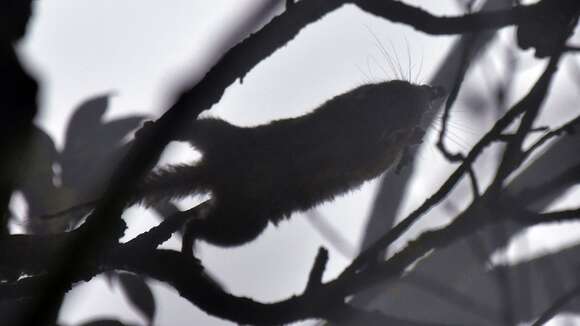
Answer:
top-left (488, 43), bottom-right (568, 195)
top-left (343, 52), bottom-right (563, 277)
top-left (306, 247), bottom-right (329, 290)
top-left (523, 114), bottom-right (580, 160)
top-left (436, 35), bottom-right (477, 162)
top-left (467, 165), bottom-right (481, 198)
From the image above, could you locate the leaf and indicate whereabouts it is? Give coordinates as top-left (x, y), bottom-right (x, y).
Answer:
top-left (60, 95), bottom-right (147, 198)
top-left (60, 94), bottom-right (114, 198)
top-left (117, 272), bottom-right (156, 324)
top-left (99, 116), bottom-right (148, 145)
top-left (17, 126), bottom-right (59, 218)
top-left (66, 94), bottom-right (111, 141)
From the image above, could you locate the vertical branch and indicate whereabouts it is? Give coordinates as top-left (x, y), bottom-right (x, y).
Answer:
top-left (0, 1), bottom-right (38, 234)
top-left (436, 34), bottom-right (477, 162)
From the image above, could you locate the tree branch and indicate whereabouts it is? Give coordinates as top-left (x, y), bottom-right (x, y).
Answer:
top-left (344, 48), bottom-right (565, 278)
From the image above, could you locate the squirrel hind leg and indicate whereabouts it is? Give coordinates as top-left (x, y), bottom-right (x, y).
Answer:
top-left (186, 206), bottom-right (269, 247)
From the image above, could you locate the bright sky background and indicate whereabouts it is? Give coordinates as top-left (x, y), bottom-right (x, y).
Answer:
top-left (15, 0), bottom-right (580, 325)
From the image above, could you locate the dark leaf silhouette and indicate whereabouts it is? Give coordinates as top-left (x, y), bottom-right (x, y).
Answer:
top-left (116, 272), bottom-right (156, 325)
top-left (14, 94), bottom-right (147, 233)
top-left (17, 126), bottom-right (59, 218)
top-left (60, 94), bottom-right (147, 207)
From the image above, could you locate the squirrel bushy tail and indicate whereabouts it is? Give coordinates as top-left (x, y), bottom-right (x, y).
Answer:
top-left (130, 164), bottom-right (208, 207)
top-left (38, 164), bottom-right (207, 221)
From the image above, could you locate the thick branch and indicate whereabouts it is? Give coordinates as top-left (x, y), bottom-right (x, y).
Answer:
top-left (1, 197), bottom-right (578, 325)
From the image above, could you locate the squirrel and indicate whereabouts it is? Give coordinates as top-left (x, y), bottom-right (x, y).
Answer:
top-left (129, 80), bottom-right (445, 247)
top-left (34, 80), bottom-right (444, 247)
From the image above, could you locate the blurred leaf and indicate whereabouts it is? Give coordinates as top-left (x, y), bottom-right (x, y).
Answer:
top-left (117, 272), bottom-right (156, 324)
top-left (55, 94), bottom-right (147, 228)
top-left (14, 126), bottom-right (71, 233)
top-left (10, 94), bottom-right (148, 232)
top-left (61, 94), bottom-right (147, 195)
top-left (99, 117), bottom-right (147, 145)
top-left (65, 95), bottom-right (111, 143)
top-left (17, 126), bottom-right (59, 216)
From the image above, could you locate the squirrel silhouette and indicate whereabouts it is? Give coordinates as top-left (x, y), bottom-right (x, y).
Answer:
top-left (131, 80), bottom-right (445, 246)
